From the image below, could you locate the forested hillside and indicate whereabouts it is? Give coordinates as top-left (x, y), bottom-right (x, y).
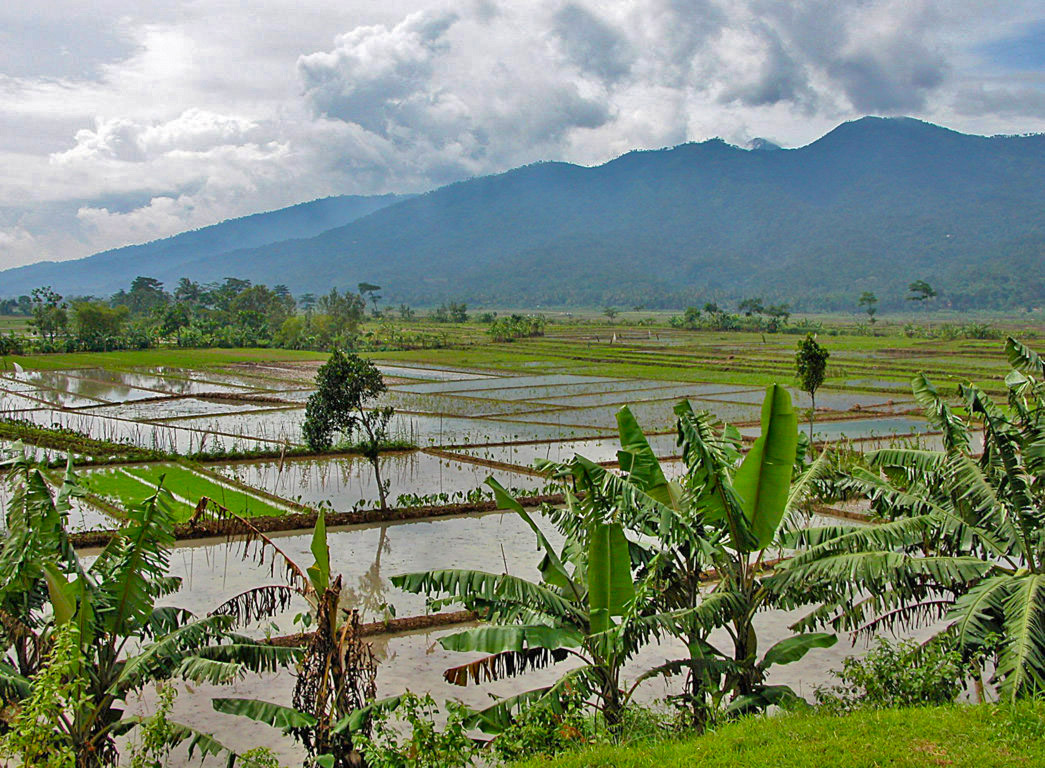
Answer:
top-left (3, 118), bottom-right (1041, 310)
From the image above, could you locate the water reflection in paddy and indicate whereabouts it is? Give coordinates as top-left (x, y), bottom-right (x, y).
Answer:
top-left (160, 509), bottom-right (562, 622)
top-left (211, 451), bottom-right (548, 512)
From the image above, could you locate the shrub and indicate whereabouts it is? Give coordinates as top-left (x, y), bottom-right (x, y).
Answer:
top-left (493, 689), bottom-right (596, 763)
top-left (354, 691), bottom-right (478, 768)
top-left (815, 637), bottom-right (965, 713)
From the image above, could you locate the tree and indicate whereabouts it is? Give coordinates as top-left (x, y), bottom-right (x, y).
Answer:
top-left (395, 391), bottom-right (834, 735)
top-left (299, 293), bottom-right (318, 312)
top-left (29, 286), bottom-right (67, 342)
top-left (541, 390), bottom-right (833, 723)
top-left (71, 302), bottom-right (129, 349)
top-left (358, 283), bottom-right (382, 316)
top-left (121, 276), bottom-right (169, 315)
top-left (858, 291), bottom-right (878, 334)
top-left (397, 304), bottom-right (414, 320)
top-left (907, 279), bottom-right (937, 304)
top-left (776, 337), bottom-right (1045, 702)
top-left (738, 297), bottom-right (764, 317)
top-left (317, 289), bottom-right (366, 341)
top-left (173, 278), bottom-right (204, 306)
top-left (302, 350), bottom-right (394, 509)
top-left (0, 451), bottom-right (295, 766)
top-left (795, 334), bottom-right (829, 443)
top-left (393, 478), bottom-right (711, 734)
top-left (765, 304), bottom-right (791, 331)
top-left (603, 306), bottom-right (618, 320)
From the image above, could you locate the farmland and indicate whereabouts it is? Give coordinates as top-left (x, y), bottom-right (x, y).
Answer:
top-left (0, 315), bottom-right (1041, 765)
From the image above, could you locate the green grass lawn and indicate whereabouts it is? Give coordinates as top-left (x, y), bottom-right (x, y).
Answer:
top-left (517, 704), bottom-right (1045, 768)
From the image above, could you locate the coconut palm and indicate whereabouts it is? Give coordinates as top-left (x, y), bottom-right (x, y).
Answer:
top-left (774, 337), bottom-right (1045, 701)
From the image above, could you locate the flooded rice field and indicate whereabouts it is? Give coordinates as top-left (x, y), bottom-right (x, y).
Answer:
top-left (212, 451), bottom-right (549, 511)
top-left (0, 354), bottom-right (959, 765)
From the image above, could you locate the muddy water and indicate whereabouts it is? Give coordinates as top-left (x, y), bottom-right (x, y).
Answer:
top-left (741, 416), bottom-right (934, 442)
top-left (395, 374), bottom-right (623, 395)
top-left (210, 452), bottom-right (548, 512)
top-left (13, 408), bottom-right (283, 454)
top-left (378, 364), bottom-right (500, 381)
top-left (391, 413), bottom-right (612, 445)
top-left (157, 509), bottom-right (562, 623)
top-left (530, 383), bottom-right (761, 408)
top-left (451, 434), bottom-right (682, 469)
top-left (506, 399), bottom-right (763, 431)
top-left (703, 388), bottom-right (908, 411)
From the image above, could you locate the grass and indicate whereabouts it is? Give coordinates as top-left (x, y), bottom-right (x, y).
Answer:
top-left (78, 462), bottom-right (292, 522)
top-left (2, 347), bottom-right (327, 372)
top-left (516, 703), bottom-right (1045, 768)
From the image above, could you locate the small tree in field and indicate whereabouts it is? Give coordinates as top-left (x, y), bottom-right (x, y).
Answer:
top-left (303, 350), bottom-right (394, 509)
top-left (795, 333), bottom-right (829, 443)
top-left (858, 291), bottom-right (878, 334)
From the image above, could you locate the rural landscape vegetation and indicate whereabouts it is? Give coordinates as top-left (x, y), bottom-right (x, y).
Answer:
top-left (1, 3), bottom-right (1044, 767)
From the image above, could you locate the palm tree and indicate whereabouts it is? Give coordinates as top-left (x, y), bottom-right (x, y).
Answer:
top-left (541, 388), bottom-right (835, 719)
top-left (774, 338), bottom-right (1045, 701)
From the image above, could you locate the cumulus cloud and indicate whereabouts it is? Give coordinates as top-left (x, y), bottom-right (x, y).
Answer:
top-left (552, 3), bottom-right (634, 83)
top-left (0, 0), bottom-right (1042, 268)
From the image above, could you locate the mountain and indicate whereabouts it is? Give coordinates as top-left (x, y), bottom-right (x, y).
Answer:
top-left (3, 118), bottom-right (1042, 310)
top-left (0, 194), bottom-right (404, 297)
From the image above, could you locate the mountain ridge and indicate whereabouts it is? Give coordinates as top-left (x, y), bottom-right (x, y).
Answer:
top-left (2, 117), bottom-right (1042, 310)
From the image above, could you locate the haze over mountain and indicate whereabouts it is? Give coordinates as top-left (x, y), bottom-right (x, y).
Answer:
top-left (2, 117), bottom-right (1042, 311)
top-left (0, 194), bottom-right (403, 298)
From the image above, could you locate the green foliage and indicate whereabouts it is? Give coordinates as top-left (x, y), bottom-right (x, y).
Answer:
top-left (303, 350), bottom-right (389, 452)
top-left (814, 638), bottom-right (965, 714)
top-left (908, 279), bottom-right (937, 303)
top-left (354, 692), bottom-right (478, 768)
top-left (492, 688), bottom-right (596, 763)
top-left (795, 333), bottom-right (829, 440)
top-left (431, 302), bottom-right (468, 323)
top-left (303, 349), bottom-right (394, 508)
top-left (488, 314), bottom-right (546, 342)
top-left (776, 337), bottom-right (1045, 702)
top-left (0, 623), bottom-right (83, 768)
top-left (238, 747), bottom-right (290, 768)
top-left (29, 286), bottom-right (67, 343)
top-left (0, 448), bottom-right (297, 766)
top-left (128, 683), bottom-right (179, 768)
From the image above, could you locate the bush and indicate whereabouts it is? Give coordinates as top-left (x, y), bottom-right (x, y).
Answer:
top-left (815, 637), bottom-right (965, 713)
top-left (489, 314), bottom-right (546, 342)
top-left (494, 689), bottom-right (596, 763)
top-left (355, 691), bottom-right (478, 768)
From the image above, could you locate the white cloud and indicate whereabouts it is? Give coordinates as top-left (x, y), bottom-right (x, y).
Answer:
top-left (0, 0), bottom-right (1042, 269)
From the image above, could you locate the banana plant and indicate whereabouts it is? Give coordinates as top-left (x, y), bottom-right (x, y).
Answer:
top-left (0, 448), bottom-right (297, 767)
top-left (541, 386), bottom-right (834, 717)
top-left (204, 505), bottom-right (394, 768)
top-left (775, 338), bottom-right (1045, 701)
top-left (392, 478), bottom-right (736, 733)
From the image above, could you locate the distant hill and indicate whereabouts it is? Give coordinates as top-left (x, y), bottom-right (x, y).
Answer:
top-left (3, 118), bottom-right (1042, 310)
top-left (0, 194), bottom-right (404, 297)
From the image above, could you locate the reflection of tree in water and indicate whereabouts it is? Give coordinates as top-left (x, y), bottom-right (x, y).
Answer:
top-left (340, 524), bottom-right (392, 623)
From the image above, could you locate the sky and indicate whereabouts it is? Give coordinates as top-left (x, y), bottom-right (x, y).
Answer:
top-left (1, 0), bottom-right (1043, 271)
